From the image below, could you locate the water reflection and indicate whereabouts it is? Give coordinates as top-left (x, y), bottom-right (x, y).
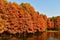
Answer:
top-left (47, 32), bottom-right (58, 40)
top-left (0, 32), bottom-right (60, 40)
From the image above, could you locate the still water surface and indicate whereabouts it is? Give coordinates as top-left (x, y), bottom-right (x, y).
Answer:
top-left (0, 32), bottom-right (60, 40)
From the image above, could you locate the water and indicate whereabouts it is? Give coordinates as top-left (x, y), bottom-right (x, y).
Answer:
top-left (0, 31), bottom-right (60, 40)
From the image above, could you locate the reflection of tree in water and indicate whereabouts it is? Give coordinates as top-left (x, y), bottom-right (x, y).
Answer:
top-left (47, 37), bottom-right (58, 40)
top-left (47, 32), bottom-right (58, 40)
top-left (24, 32), bottom-right (47, 40)
top-left (57, 32), bottom-right (60, 40)
top-left (47, 32), bottom-right (54, 38)
top-left (26, 32), bottom-right (59, 40)
top-left (37, 32), bottom-right (47, 40)
top-left (9, 37), bottom-right (19, 40)
top-left (0, 37), bottom-right (8, 40)
top-left (0, 32), bottom-right (60, 40)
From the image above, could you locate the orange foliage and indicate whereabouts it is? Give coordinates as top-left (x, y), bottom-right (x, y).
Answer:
top-left (54, 16), bottom-right (60, 30)
top-left (0, 0), bottom-right (60, 34)
top-left (47, 18), bottom-right (54, 29)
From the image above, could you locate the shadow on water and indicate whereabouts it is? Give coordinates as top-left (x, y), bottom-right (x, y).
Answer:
top-left (0, 31), bottom-right (60, 40)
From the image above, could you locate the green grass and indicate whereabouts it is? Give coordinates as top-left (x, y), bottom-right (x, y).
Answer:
top-left (46, 30), bottom-right (58, 32)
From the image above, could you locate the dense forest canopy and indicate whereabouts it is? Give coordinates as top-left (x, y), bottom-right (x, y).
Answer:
top-left (0, 0), bottom-right (60, 34)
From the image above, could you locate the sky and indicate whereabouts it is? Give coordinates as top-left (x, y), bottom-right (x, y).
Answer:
top-left (7, 0), bottom-right (60, 17)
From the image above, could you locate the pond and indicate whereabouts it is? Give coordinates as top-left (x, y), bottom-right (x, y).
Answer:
top-left (0, 31), bottom-right (60, 40)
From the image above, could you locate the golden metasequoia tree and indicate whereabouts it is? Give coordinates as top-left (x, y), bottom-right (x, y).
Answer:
top-left (54, 16), bottom-right (60, 30)
top-left (0, 0), bottom-right (60, 34)
top-left (47, 18), bottom-right (54, 29)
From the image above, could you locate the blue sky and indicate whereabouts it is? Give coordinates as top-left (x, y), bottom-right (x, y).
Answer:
top-left (8, 0), bottom-right (60, 17)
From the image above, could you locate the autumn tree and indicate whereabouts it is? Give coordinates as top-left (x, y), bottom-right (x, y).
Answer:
top-left (47, 18), bottom-right (54, 30)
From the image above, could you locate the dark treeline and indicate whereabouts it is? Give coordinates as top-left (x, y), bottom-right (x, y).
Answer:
top-left (0, 0), bottom-right (60, 34)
